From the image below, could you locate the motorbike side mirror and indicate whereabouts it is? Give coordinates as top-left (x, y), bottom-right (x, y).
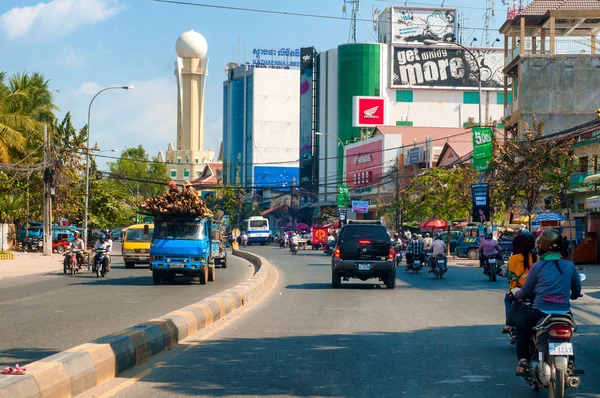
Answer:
top-left (578, 273), bottom-right (587, 282)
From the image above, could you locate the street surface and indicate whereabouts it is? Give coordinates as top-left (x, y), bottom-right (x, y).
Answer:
top-left (0, 242), bottom-right (252, 367)
top-left (82, 245), bottom-right (600, 398)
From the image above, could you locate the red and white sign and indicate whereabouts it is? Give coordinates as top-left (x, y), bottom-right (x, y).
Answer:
top-left (352, 96), bottom-right (386, 127)
top-left (345, 139), bottom-right (383, 187)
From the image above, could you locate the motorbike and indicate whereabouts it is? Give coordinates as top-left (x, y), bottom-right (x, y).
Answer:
top-left (394, 246), bottom-right (403, 267)
top-left (92, 248), bottom-right (108, 278)
top-left (63, 249), bottom-right (83, 276)
top-left (290, 243), bottom-right (298, 255)
top-left (484, 255), bottom-right (502, 282)
top-left (323, 240), bottom-right (335, 256)
top-left (432, 254), bottom-right (447, 279)
top-left (22, 236), bottom-right (43, 253)
top-left (405, 252), bottom-right (424, 273)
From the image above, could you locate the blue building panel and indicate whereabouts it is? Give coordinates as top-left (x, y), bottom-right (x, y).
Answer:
top-left (253, 166), bottom-right (299, 188)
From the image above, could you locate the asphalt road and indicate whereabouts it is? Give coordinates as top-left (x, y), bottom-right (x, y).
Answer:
top-left (84, 245), bottom-right (600, 397)
top-left (0, 242), bottom-right (252, 367)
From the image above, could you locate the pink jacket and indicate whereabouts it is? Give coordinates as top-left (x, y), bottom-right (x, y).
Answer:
top-left (479, 239), bottom-right (501, 257)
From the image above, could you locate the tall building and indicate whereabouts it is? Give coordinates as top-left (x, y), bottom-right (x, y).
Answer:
top-left (159, 30), bottom-right (215, 183)
top-left (222, 66), bottom-right (299, 188)
top-left (500, 0), bottom-right (600, 137)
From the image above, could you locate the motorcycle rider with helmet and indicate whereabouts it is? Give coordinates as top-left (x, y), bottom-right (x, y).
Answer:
top-left (479, 232), bottom-right (502, 274)
top-left (405, 234), bottom-right (424, 271)
top-left (513, 229), bottom-right (581, 376)
top-left (429, 233), bottom-right (447, 273)
top-left (94, 234), bottom-right (112, 273)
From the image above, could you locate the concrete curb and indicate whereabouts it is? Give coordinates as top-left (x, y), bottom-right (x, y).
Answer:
top-left (0, 253), bottom-right (15, 261)
top-left (0, 250), bottom-right (275, 398)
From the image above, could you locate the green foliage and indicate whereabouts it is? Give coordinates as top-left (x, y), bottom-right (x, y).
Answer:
top-left (205, 187), bottom-right (248, 227)
top-left (107, 146), bottom-right (168, 200)
top-left (88, 179), bottom-right (136, 228)
top-left (494, 117), bottom-right (574, 230)
top-left (0, 193), bottom-right (26, 223)
top-left (405, 166), bottom-right (477, 222)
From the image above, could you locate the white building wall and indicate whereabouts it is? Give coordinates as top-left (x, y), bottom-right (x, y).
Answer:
top-left (251, 68), bottom-right (300, 182)
top-left (317, 49), bottom-right (339, 204)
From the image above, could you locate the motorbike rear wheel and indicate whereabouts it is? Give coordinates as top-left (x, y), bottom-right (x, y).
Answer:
top-left (490, 263), bottom-right (497, 282)
top-left (548, 367), bottom-right (566, 398)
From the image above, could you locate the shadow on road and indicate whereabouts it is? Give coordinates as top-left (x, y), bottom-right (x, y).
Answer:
top-left (286, 282), bottom-right (383, 290)
top-left (119, 326), bottom-right (600, 397)
top-left (67, 276), bottom-right (201, 287)
top-left (0, 348), bottom-right (60, 367)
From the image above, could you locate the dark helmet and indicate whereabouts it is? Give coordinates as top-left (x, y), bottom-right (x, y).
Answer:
top-left (435, 232), bottom-right (442, 240)
top-left (485, 232), bottom-right (493, 240)
top-left (536, 229), bottom-right (562, 255)
top-left (520, 231), bottom-right (536, 249)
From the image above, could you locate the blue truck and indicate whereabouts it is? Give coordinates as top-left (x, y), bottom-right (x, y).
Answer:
top-left (149, 215), bottom-right (216, 285)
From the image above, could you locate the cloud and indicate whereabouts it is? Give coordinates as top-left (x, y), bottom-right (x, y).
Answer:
top-left (69, 81), bottom-right (101, 96)
top-left (53, 48), bottom-right (89, 68)
top-left (0, 0), bottom-right (125, 41)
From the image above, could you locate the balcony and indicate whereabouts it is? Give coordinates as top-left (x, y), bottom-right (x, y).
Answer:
top-left (504, 39), bottom-right (596, 66)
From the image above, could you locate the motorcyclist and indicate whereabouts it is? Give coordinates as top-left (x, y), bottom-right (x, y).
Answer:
top-left (405, 234), bottom-right (424, 271)
top-left (513, 229), bottom-right (581, 376)
top-left (479, 232), bottom-right (501, 274)
top-left (290, 232), bottom-right (299, 252)
top-left (392, 233), bottom-right (403, 264)
top-left (422, 233), bottom-right (433, 250)
top-left (429, 233), bottom-right (447, 273)
top-left (241, 232), bottom-right (248, 247)
top-left (94, 234), bottom-right (111, 273)
top-left (70, 231), bottom-right (85, 269)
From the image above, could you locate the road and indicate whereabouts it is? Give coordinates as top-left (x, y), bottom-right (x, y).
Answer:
top-left (83, 245), bottom-right (600, 398)
top-left (0, 242), bottom-right (252, 367)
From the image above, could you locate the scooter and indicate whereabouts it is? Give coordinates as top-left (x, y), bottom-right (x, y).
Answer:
top-left (432, 254), bottom-right (447, 279)
top-left (290, 243), bottom-right (298, 255)
top-left (484, 255), bottom-right (502, 282)
top-left (405, 252), bottom-right (424, 273)
top-left (323, 240), bottom-right (335, 256)
top-left (394, 247), bottom-right (403, 267)
top-left (22, 236), bottom-right (43, 253)
top-left (92, 248), bottom-right (107, 278)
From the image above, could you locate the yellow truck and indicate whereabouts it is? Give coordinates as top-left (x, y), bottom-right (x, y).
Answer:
top-left (122, 224), bottom-right (154, 268)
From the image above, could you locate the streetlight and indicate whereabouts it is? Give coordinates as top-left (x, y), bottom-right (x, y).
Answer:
top-left (83, 86), bottom-right (133, 245)
top-left (424, 40), bottom-right (482, 126)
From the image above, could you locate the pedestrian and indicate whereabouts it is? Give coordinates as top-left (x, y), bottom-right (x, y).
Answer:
top-left (168, 180), bottom-right (179, 194)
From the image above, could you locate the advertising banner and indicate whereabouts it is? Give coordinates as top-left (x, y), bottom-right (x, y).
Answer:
top-left (345, 140), bottom-right (384, 187)
top-left (391, 47), bottom-right (504, 89)
top-left (472, 127), bottom-right (493, 171)
top-left (391, 7), bottom-right (457, 45)
top-left (471, 183), bottom-right (490, 224)
top-left (253, 166), bottom-right (299, 188)
top-left (406, 146), bottom-right (425, 165)
top-left (352, 96), bottom-right (386, 127)
top-left (338, 208), bottom-right (348, 227)
top-left (300, 47), bottom-right (315, 192)
top-left (352, 200), bottom-right (369, 214)
top-left (337, 184), bottom-right (349, 207)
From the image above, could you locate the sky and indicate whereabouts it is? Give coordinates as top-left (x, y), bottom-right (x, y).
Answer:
top-left (0, 0), bottom-right (509, 171)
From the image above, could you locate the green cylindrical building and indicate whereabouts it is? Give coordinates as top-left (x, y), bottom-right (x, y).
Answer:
top-left (337, 43), bottom-right (381, 182)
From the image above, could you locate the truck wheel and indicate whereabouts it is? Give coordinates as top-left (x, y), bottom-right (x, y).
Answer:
top-left (385, 269), bottom-right (397, 289)
top-left (125, 262), bottom-right (134, 269)
top-left (152, 270), bottom-right (162, 285)
top-left (199, 267), bottom-right (208, 285)
top-left (467, 249), bottom-right (479, 260)
top-left (332, 270), bottom-right (341, 288)
top-left (208, 265), bottom-right (216, 282)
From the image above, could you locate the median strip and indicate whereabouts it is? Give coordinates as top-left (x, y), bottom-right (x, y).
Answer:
top-left (0, 249), bottom-right (275, 398)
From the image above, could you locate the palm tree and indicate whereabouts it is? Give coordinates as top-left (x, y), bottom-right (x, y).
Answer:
top-left (0, 71), bottom-right (58, 162)
top-left (0, 193), bottom-right (25, 223)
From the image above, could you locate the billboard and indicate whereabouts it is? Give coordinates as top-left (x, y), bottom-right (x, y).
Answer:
top-left (352, 200), bottom-right (369, 214)
top-left (252, 48), bottom-right (300, 68)
top-left (345, 139), bottom-right (384, 188)
top-left (391, 47), bottom-right (504, 89)
top-left (391, 7), bottom-right (457, 45)
top-left (472, 127), bottom-right (493, 171)
top-left (471, 183), bottom-right (490, 223)
top-left (300, 47), bottom-right (315, 193)
top-left (352, 96), bottom-right (387, 127)
top-left (253, 166), bottom-right (299, 188)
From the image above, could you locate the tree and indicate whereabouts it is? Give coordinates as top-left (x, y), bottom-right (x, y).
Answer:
top-left (108, 146), bottom-right (168, 200)
top-left (0, 194), bottom-right (25, 223)
top-left (88, 179), bottom-right (136, 229)
top-left (494, 117), bottom-right (574, 231)
top-left (205, 187), bottom-right (248, 227)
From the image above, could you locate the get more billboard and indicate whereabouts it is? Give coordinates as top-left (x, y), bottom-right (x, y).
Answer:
top-left (391, 46), bottom-right (504, 89)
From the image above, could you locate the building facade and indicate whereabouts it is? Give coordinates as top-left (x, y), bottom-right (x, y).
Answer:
top-left (222, 66), bottom-right (300, 188)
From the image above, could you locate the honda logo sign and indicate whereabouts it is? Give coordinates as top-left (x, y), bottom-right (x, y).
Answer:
top-left (352, 96), bottom-right (386, 127)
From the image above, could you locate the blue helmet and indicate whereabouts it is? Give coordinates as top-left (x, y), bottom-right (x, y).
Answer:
top-left (99, 234), bottom-right (107, 240)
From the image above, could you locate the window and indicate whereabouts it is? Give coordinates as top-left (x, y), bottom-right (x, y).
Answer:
top-left (197, 171), bottom-right (201, 176)
top-left (185, 158), bottom-right (189, 163)
top-left (497, 92), bottom-right (513, 105)
top-left (195, 159), bottom-right (199, 163)
top-left (463, 92), bottom-right (480, 104)
top-left (177, 158), bottom-right (181, 164)
top-left (396, 121), bottom-right (413, 126)
top-left (579, 156), bottom-right (589, 174)
top-left (396, 90), bottom-right (413, 102)
top-left (183, 170), bottom-right (190, 177)
top-left (170, 170), bottom-right (177, 178)
top-left (497, 123), bottom-right (505, 129)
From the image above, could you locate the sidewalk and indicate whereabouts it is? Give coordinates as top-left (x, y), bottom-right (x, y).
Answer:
top-left (0, 252), bottom-right (63, 280)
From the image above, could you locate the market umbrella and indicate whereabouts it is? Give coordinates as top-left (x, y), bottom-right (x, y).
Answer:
top-left (294, 223), bottom-right (310, 230)
top-left (531, 212), bottom-right (565, 226)
top-left (419, 219), bottom-right (448, 230)
top-left (583, 173), bottom-right (600, 184)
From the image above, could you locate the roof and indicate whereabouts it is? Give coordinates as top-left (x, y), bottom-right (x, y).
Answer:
top-left (373, 126), bottom-right (471, 147)
top-left (192, 162), bottom-right (223, 186)
top-left (436, 141), bottom-right (474, 167)
top-left (521, 0), bottom-right (600, 15)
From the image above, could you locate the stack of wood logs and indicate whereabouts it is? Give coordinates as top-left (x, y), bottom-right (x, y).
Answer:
top-left (139, 187), bottom-right (213, 217)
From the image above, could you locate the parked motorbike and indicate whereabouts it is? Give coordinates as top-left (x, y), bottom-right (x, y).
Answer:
top-left (405, 252), bottom-right (424, 273)
top-left (432, 254), bottom-right (447, 279)
top-left (22, 236), bottom-right (43, 253)
top-left (92, 248), bottom-right (107, 278)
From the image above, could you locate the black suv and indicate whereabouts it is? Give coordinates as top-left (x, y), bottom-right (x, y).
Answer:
top-left (331, 220), bottom-right (396, 289)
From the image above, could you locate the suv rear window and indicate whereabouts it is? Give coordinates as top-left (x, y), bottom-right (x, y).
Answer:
top-left (340, 226), bottom-right (390, 242)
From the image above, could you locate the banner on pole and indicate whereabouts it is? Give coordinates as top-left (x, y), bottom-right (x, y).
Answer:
top-left (472, 127), bottom-right (493, 171)
top-left (471, 183), bottom-right (490, 223)
top-left (337, 184), bottom-right (349, 207)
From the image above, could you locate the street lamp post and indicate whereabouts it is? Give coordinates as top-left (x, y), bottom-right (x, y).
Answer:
top-left (315, 132), bottom-right (346, 205)
top-left (83, 86), bottom-right (133, 245)
top-left (424, 40), bottom-right (483, 126)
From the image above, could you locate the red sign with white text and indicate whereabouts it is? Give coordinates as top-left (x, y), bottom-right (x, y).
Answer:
top-left (345, 139), bottom-right (383, 187)
top-left (353, 97), bottom-right (386, 127)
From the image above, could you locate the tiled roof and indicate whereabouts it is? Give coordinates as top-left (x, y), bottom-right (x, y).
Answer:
top-left (373, 126), bottom-right (471, 146)
top-left (191, 162), bottom-right (223, 186)
top-left (521, 0), bottom-right (600, 15)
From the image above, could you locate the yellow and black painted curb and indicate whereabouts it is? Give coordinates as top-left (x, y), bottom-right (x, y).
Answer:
top-left (0, 253), bottom-right (15, 261)
top-left (0, 249), bottom-right (275, 398)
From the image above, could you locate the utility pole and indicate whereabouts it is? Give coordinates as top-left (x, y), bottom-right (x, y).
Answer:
top-left (291, 177), bottom-right (297, 230)
top-left (42, 125), bottom-right (52, 256)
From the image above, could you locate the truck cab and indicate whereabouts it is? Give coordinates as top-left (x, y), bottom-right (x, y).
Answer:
top-left (149, 216), bottom-right (214, 285)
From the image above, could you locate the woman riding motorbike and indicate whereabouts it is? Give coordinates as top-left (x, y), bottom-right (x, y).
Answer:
top-left (513, 229), bottom-right (581, 376)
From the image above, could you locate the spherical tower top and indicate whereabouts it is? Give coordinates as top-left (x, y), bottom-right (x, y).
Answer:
top-left (176, 30), bottom-right (208, 59)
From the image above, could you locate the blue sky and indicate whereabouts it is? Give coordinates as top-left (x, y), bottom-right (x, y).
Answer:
top-left (0, 0), bottom-right (507, 170)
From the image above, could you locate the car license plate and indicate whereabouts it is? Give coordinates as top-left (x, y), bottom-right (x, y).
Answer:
top-left (489, 258), bottom-right (497, 264)
top-left (549, 342), bottom-right (573, 356)
top-left (414, 260), bottom-right (420, 265)
top-left (357, 263), bottom-right (371, 271)
top-left (169, 264), bottom-right (185, 268)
